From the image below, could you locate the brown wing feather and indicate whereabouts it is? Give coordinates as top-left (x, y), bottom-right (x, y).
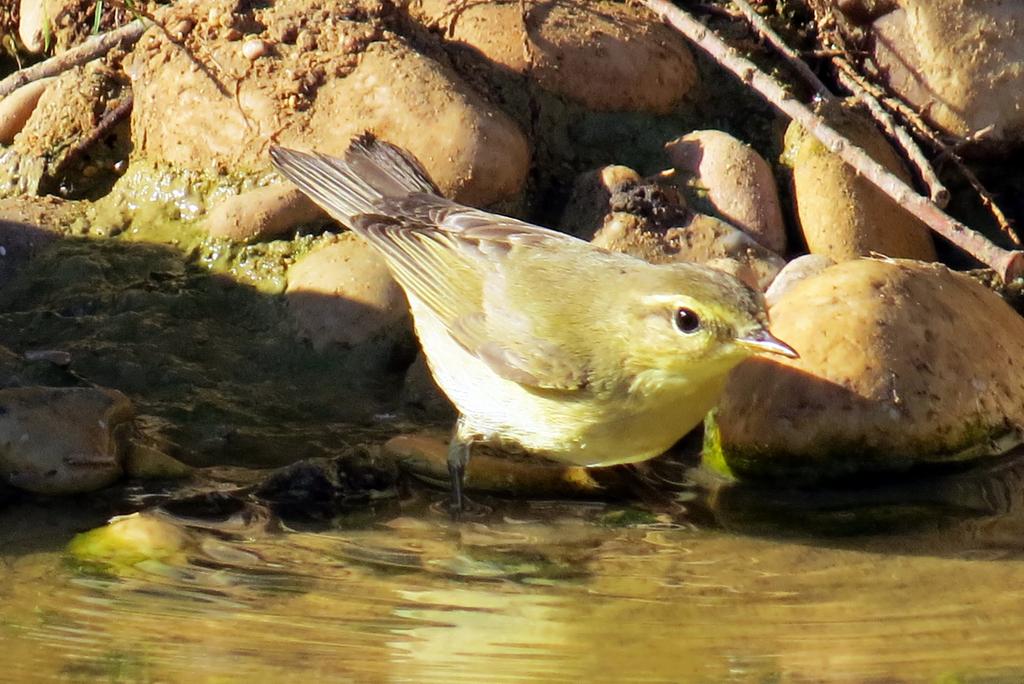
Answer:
top-left (271, 137), bottom-right (589, 390)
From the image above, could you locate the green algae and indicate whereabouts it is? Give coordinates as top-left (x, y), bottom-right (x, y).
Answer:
top-left (702, 409), bottom-right (1024, 485)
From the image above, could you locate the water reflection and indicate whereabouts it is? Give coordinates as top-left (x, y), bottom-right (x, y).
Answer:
top-left (5, 457), bottom-right (1024, 681)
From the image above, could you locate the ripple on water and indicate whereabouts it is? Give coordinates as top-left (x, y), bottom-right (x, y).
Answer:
top-left (5, 485), bottom-right (1024, 681)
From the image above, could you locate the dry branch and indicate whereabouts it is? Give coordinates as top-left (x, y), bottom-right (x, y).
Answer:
top-left (833, 63), bottom-right (950, 209)
top-left (731, 0), bottom-right (833, 100)
top-left (0, 19), bottom-right (147, 100)
top-left (641, 0), bottom-right (1024, 282)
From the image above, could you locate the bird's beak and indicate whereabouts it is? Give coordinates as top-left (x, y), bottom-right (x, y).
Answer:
top-left (737, 329), bottom-right (799, 358)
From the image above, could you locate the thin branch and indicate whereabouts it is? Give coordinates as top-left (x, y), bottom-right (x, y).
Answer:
top-left (0, 19), bottom-right (147, 99)
top-left (831, 56), bottom-right (1020, 246)
top-left (60, 94), bottom-right (133, 168)
top-left (640, 0), bottom-right (1024, 281)
top-left (833, 62), bottom-right (950, 209)
top-left (731, 0), bottom-right (834, 100)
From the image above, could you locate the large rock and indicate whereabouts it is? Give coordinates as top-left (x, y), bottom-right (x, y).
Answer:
top-left (0, 386), bottom-right (134, 494)
top-left (126, 0), bottom-right (530, 213)
top-left (868, 0), bottom-right (1024, 143)
top-left (784, 107), bottom-right (936, 262)
top-left (705, 259), bottom-right (1024, 483)
top-left (411, 0), bottom-right (698, 114)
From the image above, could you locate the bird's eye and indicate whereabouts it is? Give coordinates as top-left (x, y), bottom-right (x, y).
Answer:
top-left (673, 307), bottom-right (701, 334)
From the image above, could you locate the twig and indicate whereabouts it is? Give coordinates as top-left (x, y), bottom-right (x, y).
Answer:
top-left (640, 0), bottom-right (1024, 281)
top-left (831, 57), bottom-right (1020, 245)
top-left (833, 63), bottom-right (950, 208)
top-left (60, 94), bottom-right (133, 168)
top-left (0, 19), bottom-right (147, 99)
top-left (731, 0), bottom-right (833, 100)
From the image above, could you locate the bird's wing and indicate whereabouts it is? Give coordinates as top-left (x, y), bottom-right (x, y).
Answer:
top-left (271, 140), bottom-right (589, 391)
top-left (354, 206), bottom-right (590, 391)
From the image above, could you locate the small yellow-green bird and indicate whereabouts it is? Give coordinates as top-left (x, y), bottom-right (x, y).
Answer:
top-left (270, 135), bottom-right (796, 511)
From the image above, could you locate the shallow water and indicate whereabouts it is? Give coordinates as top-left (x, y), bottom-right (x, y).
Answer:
top-left (5, 458), bottom-right (1024, 684)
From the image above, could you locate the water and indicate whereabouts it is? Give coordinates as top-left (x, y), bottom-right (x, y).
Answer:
top-left (4, 458), bottom-right (1024, 683)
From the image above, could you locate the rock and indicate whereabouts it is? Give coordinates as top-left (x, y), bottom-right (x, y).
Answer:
top-left (706, 259), bottom-right (1024, 483)
top-left (126, 0), bottom-right (530, 211)
top-left (559, 165), bottom-right (643, 240)
top-left (866, 1), bottom-right (1024, 143)
top-left (0, 386), bottom-right (134, 494)
top-left (764, 253), bottom-right (835, 308)
top-left (67, 513), bottom-right (193, 568)
top-left (3, 63), bottom-right (128, 197)
top-left (385, 431), bottom-right (632, 498)
top-left (784, 106), bottom-right (936, 262)
top-left (202, 183), bottom-right (323, 242)
top-left (400, 351), bottom-right (455, 419)
top-left (0, 217), bottom-right (60, 288)
top-left (411, 0), bottom-right (698, 114)
top-left (593, 210), bottom-right (785, 291)
top-left (0, 78), bottom-right (55, 145)
top-left (19, 0), bottom-right (111, 54)
top-left (664, 130), bottom-right (787, 254)
top-left (285, 233), bottom-right (413, 370)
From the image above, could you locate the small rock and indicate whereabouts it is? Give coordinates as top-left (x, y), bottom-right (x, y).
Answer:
top-left (664, 130), bottom-right (787, 254)
top-left (385, 432), bottom-right (631, 498)
top-left (241, 37), bottom-right (271, 60)
top-left (764, 254), bottom-right (835, 308)
top-left (286, 234), bottom-right (413, 372)
top-left (400, 352), bottom-right (455, 419)
top-left (706, 259), bottom-right (1024, 483)
top-left (0, 77), bottom-right (55, 144)
top-left (784, 104), bottom-right (936, 262)
top-left (0, 386), bottom-right (134, 494)
top-left (203, 184), bottom-right (323, 242)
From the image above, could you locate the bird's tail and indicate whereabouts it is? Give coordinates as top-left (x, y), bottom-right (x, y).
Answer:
top-left (269, 133), bottom-right (440, 226)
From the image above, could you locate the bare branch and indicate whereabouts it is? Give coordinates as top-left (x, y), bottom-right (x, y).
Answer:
top-left (731, 0), bottom-right (834, 100)
top-left (0, 19), bottom-right (147, 100)
top-left (640, 0), bottom-right (1024, 281)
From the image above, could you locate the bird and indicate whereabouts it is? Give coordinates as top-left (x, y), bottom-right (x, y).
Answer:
top-left (270, 134), bottom-right (797, 513)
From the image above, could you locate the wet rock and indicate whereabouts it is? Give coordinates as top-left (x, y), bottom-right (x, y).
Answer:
top-left (664, 130), bottom-right (787, 254)
top-left (411, 0), bottom-right (698, 114)
top-left (202, 183), bottom-right (323, 242)
top-left (0, 78), bottom-right (54, 145)
top-left (0, 386), bottom-right (134, 494)
top-left (784, 106), bottom-right (936, 262)
top-left (285, 233), bottom-right (413, 370)
top-left (706, 259), bottom-right (1024, 483)
top-left (67, 513), bottom-right (193, 568)
top-left (253, 451), bottom-right (398, 520)
top-left (126, 0), bottom-right (530, 212)
top-left (386, 431), bottom-right (632, 498)
top-left (764, 253), bottom-right (835, 308)
top-left (863, 0), bottom-right (1024, 143)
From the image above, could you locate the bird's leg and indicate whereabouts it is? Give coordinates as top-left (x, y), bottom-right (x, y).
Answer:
top-left (447, 416), bottom-right (472, 518)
